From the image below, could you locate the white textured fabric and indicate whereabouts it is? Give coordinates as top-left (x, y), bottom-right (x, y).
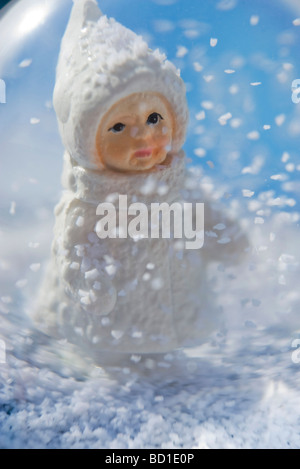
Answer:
top-left (35, 149), bottom-right (248, 356)
top-left (36, 153), bottom-right (213, 354)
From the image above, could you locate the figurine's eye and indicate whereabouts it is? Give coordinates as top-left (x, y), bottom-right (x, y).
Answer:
top-left (108, 123), bottom-right (125, 133)
top-left (146, 112), bottom-right (163, 125)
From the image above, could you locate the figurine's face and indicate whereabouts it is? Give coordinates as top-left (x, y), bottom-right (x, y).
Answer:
top-left (96, 92), bottom-right (175, 172)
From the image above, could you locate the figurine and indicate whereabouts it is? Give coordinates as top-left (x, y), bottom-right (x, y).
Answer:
top-left (34, 0), bottom-right (247, 359)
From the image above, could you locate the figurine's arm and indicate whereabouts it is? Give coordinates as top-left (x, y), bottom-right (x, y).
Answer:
top-left (202, 198), bottom-right (249, 266)
top-left (53, 195), bottom-right (117, 316)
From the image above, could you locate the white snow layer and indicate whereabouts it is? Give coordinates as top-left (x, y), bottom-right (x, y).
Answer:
top-left (0, 204), bottom-right (300, 449)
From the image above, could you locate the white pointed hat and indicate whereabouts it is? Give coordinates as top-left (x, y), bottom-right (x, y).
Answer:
top-left (53, 0), bottom-right (189, 169)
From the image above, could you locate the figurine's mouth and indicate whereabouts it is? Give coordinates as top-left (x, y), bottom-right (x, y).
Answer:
top-left (133, 148), bottom-right (153, 158)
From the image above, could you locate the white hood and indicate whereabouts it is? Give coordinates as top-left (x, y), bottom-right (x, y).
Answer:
top-left (53, 0), bottom-right (189, 169)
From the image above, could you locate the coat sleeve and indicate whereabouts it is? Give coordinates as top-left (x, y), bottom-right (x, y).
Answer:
top-left (202, 198), bottom-right (249, 266)
top-left (184, 179), bottom-right (249, 266)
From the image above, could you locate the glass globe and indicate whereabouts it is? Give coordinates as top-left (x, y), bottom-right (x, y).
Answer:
top-left (1, 0), bottom-right (300, 450)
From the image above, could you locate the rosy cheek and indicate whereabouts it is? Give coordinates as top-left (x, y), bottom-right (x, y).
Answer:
top-left (109, 135), bottom-right (128, 153)
top-left (151, 125), bottom-right (168, 141)
top-left (157, 132), bottom-right (171, 148)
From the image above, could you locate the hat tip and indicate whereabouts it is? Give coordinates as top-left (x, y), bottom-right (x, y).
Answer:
top-left (71, 0), bottom-right (102, 25)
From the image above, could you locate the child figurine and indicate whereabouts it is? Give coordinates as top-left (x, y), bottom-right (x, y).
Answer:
top-left (35, 0), bottom-right (247, 359)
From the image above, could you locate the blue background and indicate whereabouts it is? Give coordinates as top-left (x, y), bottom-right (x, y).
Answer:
top-left (0, 0), bottom-right (300, 227)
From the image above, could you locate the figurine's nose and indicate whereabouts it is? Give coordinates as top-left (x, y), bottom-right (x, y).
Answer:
top-left (131, 124), bottom-right (151, 140)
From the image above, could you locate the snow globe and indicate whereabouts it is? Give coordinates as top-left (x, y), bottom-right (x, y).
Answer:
top-left (0, 0), bottom-right (300, 443)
